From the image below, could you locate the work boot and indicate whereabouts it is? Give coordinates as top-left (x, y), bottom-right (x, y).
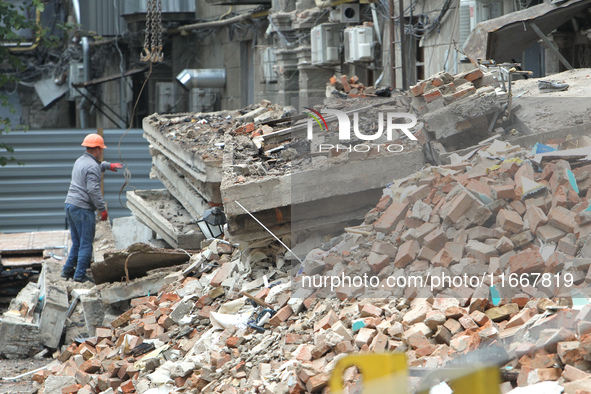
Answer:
top-left (538, 80), bottom-right (569, 92)
top-left (60, 270), bottom-right (74, 279)
top-left (74, 274), bottom-right (94, 284)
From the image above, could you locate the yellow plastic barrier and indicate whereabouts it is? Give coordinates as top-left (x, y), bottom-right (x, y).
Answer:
top-left (329, 353), bottom-right (408, 394)
top-left (416, 365), bottom-right (501, 394)
top-left (449, 366), bottom-right (501, 394)
top-left (331, 353), bottom-right (501, 394)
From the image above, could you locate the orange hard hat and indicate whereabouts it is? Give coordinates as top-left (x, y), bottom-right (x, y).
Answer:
top-left (81, 133), bottom-right (107, 149)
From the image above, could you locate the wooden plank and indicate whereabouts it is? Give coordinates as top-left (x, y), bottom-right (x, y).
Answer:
top-left (1, 255), bottom-right (44, 267)
top-left (0, 231), bottom-right (70, 254)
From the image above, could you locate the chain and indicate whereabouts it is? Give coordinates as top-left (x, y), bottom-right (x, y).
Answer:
top-left (140, 0), bottom-right (163, 63)
top-left (155, 0), bottom-right (163, 62)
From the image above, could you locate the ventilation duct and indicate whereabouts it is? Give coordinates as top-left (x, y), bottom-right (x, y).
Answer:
top-left (176, 69), bottom-right (226, 90)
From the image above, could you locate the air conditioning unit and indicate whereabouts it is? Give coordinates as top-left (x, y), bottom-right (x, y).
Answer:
top-left (311, 24), bottom-right (341, 66)
top-left (459, 0), bottom-right (503, 47)
top-left (156, 82), bottom-right (175, 113)
top-left (344, 26), bottom-right (373, 63)
top-left (261, 47), bottom-right (277, 83)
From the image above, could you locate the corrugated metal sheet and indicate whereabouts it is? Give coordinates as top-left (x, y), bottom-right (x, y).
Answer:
top-left (79, 0), bottom-right (126, 37)
top-left (80, 0), bottom-right (196, 36)
top-left (0, 129), bottom-right (163, 233)
top-left (123, 0), bottom-right (196, 14)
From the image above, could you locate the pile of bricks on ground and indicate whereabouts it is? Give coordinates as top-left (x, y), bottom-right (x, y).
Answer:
top-left (34, 137), bottom-right (591, 393)
top-left (329, 74), bottom-right (379, 98)
top-left (409, 68), bottom-right (496, 110)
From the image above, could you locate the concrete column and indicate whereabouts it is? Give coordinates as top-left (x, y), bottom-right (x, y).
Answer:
top-left (296, 46), bottom-right (334, 109)
top-left (275, 49), bottom-right (300, 106)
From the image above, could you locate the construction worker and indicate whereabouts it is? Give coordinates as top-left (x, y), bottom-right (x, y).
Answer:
top-left (61, 133), bottom-right (123, 283)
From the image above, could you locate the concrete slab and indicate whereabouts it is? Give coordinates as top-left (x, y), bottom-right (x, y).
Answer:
top-left (151, 165), bottom-right (208, 221)
top-left (39, 283), bottom-right (69, 348)
top-left (112, 216), bottom-right (154, 250)
top-left (126, 190), bottom-right (203, 250)
top-left (92, 267), bottom-right (178, 304)
top-left (0, 315), bottom-right (43, 358)
top-left (90, 243), bottom-right (191, 284)
top-left (142, 116), bottom-right (222, 183)
top-left (152, 152), bottom-right (221, 203)
top-left (81, 295), bottom-right (108, 337)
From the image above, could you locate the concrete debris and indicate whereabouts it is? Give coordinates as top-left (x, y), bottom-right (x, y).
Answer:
top-left (25, 127), bottom-right (591, 393)
top-left (327, 74), bottom-right (389, 98)
top-left (141, 96), bottom-right (425, 246)
top-left (90, 243), bottom-right (192, 285)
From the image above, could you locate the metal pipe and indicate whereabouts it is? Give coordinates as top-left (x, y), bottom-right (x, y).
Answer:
top-left (79, 37), bottom-right (90, 128)
top-left (176, 69), bottom-right (226, 90)
top-left (399, 0), bottom-right (408, 90)
top-left (389, 0), bottom-right (395, 88)
top-left (371, 4), bottom-right (382, 45)
top-left (7, 10), bottom-right (41, 53)
top-left (72, 0), bottom-right (81, 24)
top-left (178, 12), bottom-right (254, 32)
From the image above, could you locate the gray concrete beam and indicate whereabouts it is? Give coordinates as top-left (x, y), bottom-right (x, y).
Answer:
top-left (142, 117), bottom-right (222, 183)
top-left (126, 190), bottom-right (203, 249)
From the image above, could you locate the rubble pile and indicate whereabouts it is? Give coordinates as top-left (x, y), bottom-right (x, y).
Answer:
top-left (327, 75), bottom-right (387, 98)
top-left (408, 68), bottom-right (511, 152)
top-left (31, 132), bottom-right (591, 393)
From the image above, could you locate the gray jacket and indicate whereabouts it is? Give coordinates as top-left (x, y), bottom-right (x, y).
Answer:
top-left (65, 153), bottom-right (111, 212)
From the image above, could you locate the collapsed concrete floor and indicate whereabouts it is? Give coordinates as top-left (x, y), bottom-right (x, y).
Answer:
top-left (1, 67), bottom-right (591, 393)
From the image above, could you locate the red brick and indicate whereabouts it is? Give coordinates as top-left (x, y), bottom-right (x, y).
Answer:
top-left (367, 252), bottom-right (390, 273)
top-left (360, 304), bottom-right (383, 318)
top-left (407, 185), bottom-right (431, 203)
top-left (563, 364), bottom-right (589, 381)
top-left (410, 81), bottom-right (426, 96)
top-left (269, 305), bottom-right (293, 327)
top-left (491, 184), bottom-right (516, 200)
top-left (509, 249), bottom-right (545, 275)
top-left (533, 368), bottom-right (561, 382)
top-left (130, 296), bottom-right (156, 308)
top-left (61, 384), bottom-right (82, 394)
top-left (355, 327), bottom-right (377, 348)
top-left (548, 206), bottom-right (577, 233)
top-left (424, 229), bottom-right (447, 250)
top-left (424, 89), bottom-right (442, 103)
top-left (394, 240), bottom-right (420, 268)
top-left (120, 379), bottom-right (135, 393)
top-left (335, 340), bottom-right (355, 354)
top-left (497, 209), bottom-right (524, 234)
top-left (451, 85), bottom-right (476, 99)
top-left (431, 249), bottom-right (453, 268)
top-left (294, 344), bottom-right (314, 361)
top-left (80, 359), bottom-right (101, 374)
top-left (285, 333), bottom-right (303, 344)
top-left (226, 336), bottom-right (243, 348)
top-left (524, 205), bottom-right (548, 233)
top-left (340, 75), bottom-right (351, 92)
top-left (506, 308), bottom-right (533, 329)
top-left (233, 123), bottom-right (255, 135)
top-left (442, 192), bottom-right (474, 223)
top-left (460, 68), bottom-right (484, 81)
top-left (314, 310), bottom-right (338, 332)
top-left (373, 202), bottom-right (409, 233)
top-left (466, 179), bottom-right (492, 202)
top-left (306, 373), bottom-right (330, 392)
top-left (211, 262), bottom-right (234, 287)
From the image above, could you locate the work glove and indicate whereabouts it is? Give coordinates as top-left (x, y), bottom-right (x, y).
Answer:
top-left (110, 163), bottom-right (123, 172)
top-left (100, 211), bottom-right (108, 221)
